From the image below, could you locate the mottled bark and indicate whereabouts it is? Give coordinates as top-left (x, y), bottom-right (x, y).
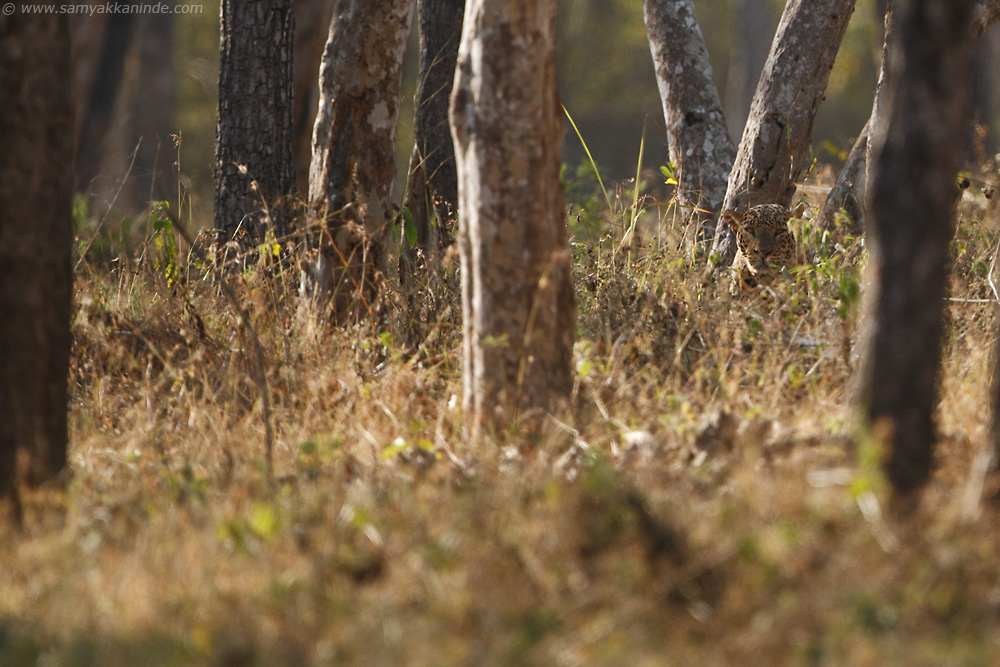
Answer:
top-left (974, 0), bottom-right (1000, 36)
top-left (401, 0), bottom-right (464, 268)
top-left (0, 11), bottom-right (74, 503)
top-left (858, 0), bottom-right (973, 495)
top-left (214, 0), bottom-right (296, 256)
top-left (818, 118), bottom-right (867, 232)
top-left (451, 0), bottom-right (576, 436)
top-left (711, 0), bottom-right (856, 266)
top-left (292, 0), bottom-right (335, 195)
top-left (301, 0), bottom-right (414, 323)
top-left (643, 0), bottom-right (735, 242)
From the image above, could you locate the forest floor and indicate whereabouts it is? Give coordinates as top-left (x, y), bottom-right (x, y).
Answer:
top-left (4, 170), bottom-right (1000, 666)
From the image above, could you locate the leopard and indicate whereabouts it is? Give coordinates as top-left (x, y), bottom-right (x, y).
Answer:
top-left (721, 203), bottom-right (796, 294)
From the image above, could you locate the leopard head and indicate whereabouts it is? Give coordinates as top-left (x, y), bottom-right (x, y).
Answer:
top-left (722, 204), bottom-right (794, 283)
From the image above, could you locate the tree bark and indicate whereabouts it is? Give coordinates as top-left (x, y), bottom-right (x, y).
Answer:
top-left (858, 0), bottom-right (973, 496)
top-left (214, 0), bottom-right (296, 258)
top-left (301, 0), bottom-right (414, 324)
top-left (451, 0), bottom-right (576, 437)
top-left (824, 0), bottom-right (1000, 230)
top-left (818, 118), bottom-right (868, 232)
top-left (0, 10), bottom-right (74, 506)
top-left (710, 0), bottom-right (856, 266)
top-left (974, 0), bottom-right (1000, 37)
top-left (643, 0), bottom-right (735, 243)
top-left (401, 0), bottom-right (464, 268)
top-left (291, 0), bottom-right (335, 196)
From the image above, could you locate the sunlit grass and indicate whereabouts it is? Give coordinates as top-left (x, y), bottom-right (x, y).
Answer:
top-left (3, 173), bottom-right (1000, 666)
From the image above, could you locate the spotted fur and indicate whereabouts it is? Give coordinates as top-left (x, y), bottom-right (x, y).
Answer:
top-left (722, 204), bottom-right (795, 293)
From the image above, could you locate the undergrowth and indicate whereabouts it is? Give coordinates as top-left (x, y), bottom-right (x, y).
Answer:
top-left (3, 170), bottom-right (1000, 666)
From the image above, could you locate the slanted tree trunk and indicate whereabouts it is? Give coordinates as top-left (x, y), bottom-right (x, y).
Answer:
top-left (451, 0), bottom-right (576, 437)
top-left (301, 0), bottom-right (414, 324)
top-left (400, 0), bottom-right (464, 270)
top-left (818, 118), bottom-right (868, 232)
top-left (0, 10), bottom-right (74, 513)
top-left (974, 0), bottom-right (1000, 36)
top-left (824, 0), bottom-right (1000, 231)
top-left (291, 0), bottom-right (335, 196)
top-left (710, 0), bottom-right (856, 266)
top-left (643, 0), bottom-right (735, 243)
top-left (857, 0), bottom-right (973, 496)
top-left (821, 1), bottom-right (891, 233)
top-left (214, 0), bottom-right (296, 259)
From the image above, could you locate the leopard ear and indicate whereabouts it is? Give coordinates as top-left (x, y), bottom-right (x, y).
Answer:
top-left (722, 210), bottom-right (744, 231)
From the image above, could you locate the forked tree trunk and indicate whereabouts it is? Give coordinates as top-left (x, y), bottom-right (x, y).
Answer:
top-left (401, 0), bottom-right (464, 269)
top-left (858, 0), bottom-right (973, 496)
top-left (710, 0), bottom-right (856, 266)
top-left (451, 0), bottom-right (576, 437)
top-left (214, 0), bottom-right (296, 258)
top-left (0, 11), bottom-right (74, 510)
top-left (643, 0), bottom-right (735, 242)
top-left (301, 0), bottom-right (414, 324)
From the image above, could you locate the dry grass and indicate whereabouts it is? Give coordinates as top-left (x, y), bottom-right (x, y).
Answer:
top-left (3, 178), bottom-right (1000, 666)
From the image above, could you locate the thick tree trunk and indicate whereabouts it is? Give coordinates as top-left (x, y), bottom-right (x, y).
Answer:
top-left (214, 0), bottom-right (296, 258)
top-left (0, 10), bottom-right (74, 507)
top-left (451, 0), bottom-right (576, 437)
top-left (401, 0), bottom-right (464, 267)
top-left (858, 0), bottom-right (973, 496)
top-left (710, 0), bottom-right (856, 266)
top-left (643, 0), bottom-right (735, 243)
top-left (301, 0), bottom-right (414, 324)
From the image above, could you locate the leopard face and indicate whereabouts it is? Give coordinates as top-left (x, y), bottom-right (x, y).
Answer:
top-left (722, 204), bottom-right (795, 293)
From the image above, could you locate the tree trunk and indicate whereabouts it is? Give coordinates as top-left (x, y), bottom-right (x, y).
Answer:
top-left (857, 0), bottom-right (973, 496)
top-left (292, 0), bottom-right (335, 196)
top-left (974, 0), bottom-right (1000, 36)
top-left (643, 0), bottom-right (735, 243)
top-left (400, 0), bottom-right (464, 269)
top-left (214, 0), bottom-right (296, 259)
top-left (710, 0), bottom-right (856, 266)
top-left (301, 0), bottom-right (414, 324)
top-left (0, 10), bottom-right (74, 508)
top-left (824, 0), bottom-right (1000, 230)
top-left (451, 0), bottom-right (576, 437)
top-left (818, 118), bottom-right (868, 232)
top-left (723, 0), bottom-right (777, 144)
